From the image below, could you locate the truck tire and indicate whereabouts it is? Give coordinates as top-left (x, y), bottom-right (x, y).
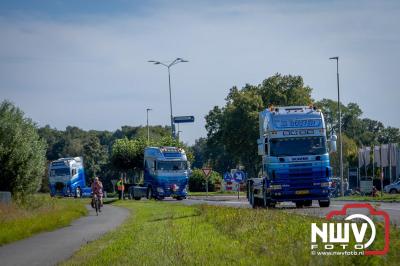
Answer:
top-left (295, 201), bottom-right (304, 208)
top-left (263, 194), bottom-right (274, 208)
top-left (74, 187), bottom-right (81, 198)
top-left (304, 200), bottom-right (312, 207)
top-left (249, 189), bottom-right (254, 207)
top-left (134, 197), bottom-right (141, 200)
top-left (390, 189), bottom-right (398, 194)
top-left (319, 199), bottom-right (330, 207)
top-left (251, 191), bottom-right (262, 209)
top-left (147, 187), bottom-right (153, 200)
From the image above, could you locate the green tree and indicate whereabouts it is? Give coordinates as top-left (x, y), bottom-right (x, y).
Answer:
top-left (0, 101), bottom-right (47, 199)
top-left (188, 169), bottom-right (221, 192)
top-left (83, 135), bottom-right (108, 181)
top-left (329, 134), bottom-right (358, 177)
top-left (259, 74), bottom-right (313, 106)
top-left (204, 73), bottom-right (314, 178)
top-left (379, 127), bottom-right (400, 144)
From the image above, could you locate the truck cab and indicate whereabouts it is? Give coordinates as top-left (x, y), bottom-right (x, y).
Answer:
top-left (48, 157), bottom-right (91, 197)
top-left (131, 146), bottom-right (190, 200)
top-left (248, 106), bottom-right (334, 208)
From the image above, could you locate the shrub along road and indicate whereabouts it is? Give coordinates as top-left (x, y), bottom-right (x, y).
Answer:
top-left (0, 204), bottom-right (128, 266)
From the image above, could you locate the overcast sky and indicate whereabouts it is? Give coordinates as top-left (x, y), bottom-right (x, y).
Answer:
top-left (1, 0), bottom-right (399, 145)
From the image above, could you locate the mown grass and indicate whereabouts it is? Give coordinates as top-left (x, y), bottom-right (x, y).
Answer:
top-left (335, 193), bottom-right (400, 202)
top-left (63, 200), bottom-right (399, 266)
top-left (0, 194), bottom-right (87, 245)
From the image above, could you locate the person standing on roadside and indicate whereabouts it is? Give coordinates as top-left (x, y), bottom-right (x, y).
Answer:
top-left (116, 177), bottom-right (125, 200)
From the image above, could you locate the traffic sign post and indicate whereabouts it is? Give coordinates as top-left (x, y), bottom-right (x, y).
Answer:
top-left (233, 170), bottom-right (245, 199)
top-left (173, 116), bottom-right (195, 123)
top-left (202, 167), bottom-right (212, 198)
top-left (223, 172), bottom-right (232, 182)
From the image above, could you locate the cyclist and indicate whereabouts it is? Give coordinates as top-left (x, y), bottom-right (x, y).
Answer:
top-left (91, 176), bottom-right (104, 210)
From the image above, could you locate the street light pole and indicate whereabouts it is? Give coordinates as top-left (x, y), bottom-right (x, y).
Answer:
top-left (148, 58), bottom-right (188, 138)
top-left (330, 56), bottom-right (344, 197)
top-left (146, 108), bottom-right (152, 144)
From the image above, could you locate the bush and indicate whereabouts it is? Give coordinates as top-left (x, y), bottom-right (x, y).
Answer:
top-left (189, 168), bottom-right (221, 192)
top-left (0, 101), bottom-right (47, 200)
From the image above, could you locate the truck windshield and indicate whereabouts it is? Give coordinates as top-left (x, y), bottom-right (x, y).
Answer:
top-left (50, 168), bottom-right (70, 176)
top-left (157, 161), bottom-right (188, 171)
top-left (270, 136), bottom-right (327, 157)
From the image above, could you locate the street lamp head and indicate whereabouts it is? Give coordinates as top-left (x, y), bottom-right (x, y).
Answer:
top-left (148, 60), bottom-right (161, 64)
top-left (177, 58), bottom-right (188, 62)
top-left (146, 108), bottom-right (152, 111)
top-left (329, 56), bottom-right (339, 60)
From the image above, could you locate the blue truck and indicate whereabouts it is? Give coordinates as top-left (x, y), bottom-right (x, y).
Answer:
top-left (247, 106), bottom-right (337, 208)
top-left (48, 157), bottom-right (92, 197)
top-left (129, 146), bottom-right (190, 200)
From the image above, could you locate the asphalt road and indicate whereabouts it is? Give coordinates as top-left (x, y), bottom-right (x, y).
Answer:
top-left (168, 196), bottom-right (400, 227)
top-left (0, 204), bottom-right (129, 266)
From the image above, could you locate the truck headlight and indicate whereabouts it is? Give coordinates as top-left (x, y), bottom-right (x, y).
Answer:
top-left (270, 185), bottom-right (282, 190)
top-left (157, 187), bottom-right (164, 193)
top-left (320, 182), bottom-right (331, 187)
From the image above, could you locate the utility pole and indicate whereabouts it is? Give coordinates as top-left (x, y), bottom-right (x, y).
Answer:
top-left (148, 58), bottom-right (188, 138)
top-left (330, 56), bottom-right (344, 197)
top-left (146, 108), bottom-right (152, 144)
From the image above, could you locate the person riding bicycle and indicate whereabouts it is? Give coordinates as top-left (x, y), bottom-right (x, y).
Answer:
top-left (91, 176), bottom-right (104, 208)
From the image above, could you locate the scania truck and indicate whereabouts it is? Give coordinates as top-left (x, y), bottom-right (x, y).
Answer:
top-left (49, 157), bottom-right (92, 197)
top-left (247, 106), bottom-right (336, 208)
top-left (129, 146), bottom-right (190, 200)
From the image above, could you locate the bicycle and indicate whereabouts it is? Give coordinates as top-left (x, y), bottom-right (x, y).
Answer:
top-left (92, 194), bottom-right (101, 216)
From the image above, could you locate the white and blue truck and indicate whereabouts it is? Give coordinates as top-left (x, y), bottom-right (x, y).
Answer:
top-left (48, 157), bottom-right (92, 197)
top-left (247, 106), bottom-right (337, 208)
top-left (129, 146), bottom-right (190, 200)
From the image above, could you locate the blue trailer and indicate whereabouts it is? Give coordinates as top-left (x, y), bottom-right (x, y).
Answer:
top-left (247, 106), bottom-right (337, 208)
top-left (48, 157), bottom-right (92, 197)
top-left (129, 146), bottom-right (190, 200)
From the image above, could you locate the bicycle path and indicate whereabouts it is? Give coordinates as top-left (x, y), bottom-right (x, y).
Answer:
top-left (0, 204), bottom-right (129, 266)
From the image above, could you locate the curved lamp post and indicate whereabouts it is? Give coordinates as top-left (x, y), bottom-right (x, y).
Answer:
top-left (148, 58), bottom-right (188, 138)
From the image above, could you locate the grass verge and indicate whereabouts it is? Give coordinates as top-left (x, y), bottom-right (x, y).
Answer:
top-left (0, 194), bottom-right (87, 245)
top-left (335, 193), bottom-right (400, 202)
top-left (63, 200), bottom-right (399, 266)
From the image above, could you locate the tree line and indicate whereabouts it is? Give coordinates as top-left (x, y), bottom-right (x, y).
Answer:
top-left (1, 73), bottom-right (399, 198)
top-left (193, 73), bottom-right (400, 179)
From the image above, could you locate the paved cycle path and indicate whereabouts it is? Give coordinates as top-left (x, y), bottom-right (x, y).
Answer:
top-left (0, 204), bottom-right (129, 266)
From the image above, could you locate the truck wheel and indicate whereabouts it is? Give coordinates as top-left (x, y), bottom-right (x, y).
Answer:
top-left (295, 201), bottom-right (304, 208)
top-left (74, 187), bottom-right (81, 198)
top-left (176, 196), bottom-right (184, 201)
top-left (251, 193), bottom-right (262, 209)
top-left (134, 197), bottom-right (141, 200)
top-left (390, 189), bottom-right (398, 194)
top-left (304, 200), bottom-right (312, 207)
top-left (147, 187), bottom-right (153, 200)
top-left (319, 199), bottom-right (330, 207)
top-left (249, 190), bottom-right (254, 207)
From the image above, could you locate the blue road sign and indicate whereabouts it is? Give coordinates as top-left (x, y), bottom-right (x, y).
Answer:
top-left (233, 171), bottom-right (245, 183)
top-left (173, 116), bottom-right (195, 123)
top-left (223, 172), bottom-right (232, 182)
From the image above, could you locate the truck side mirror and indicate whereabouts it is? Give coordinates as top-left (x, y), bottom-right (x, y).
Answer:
top-left (329, 134), bottom-right (337, 153)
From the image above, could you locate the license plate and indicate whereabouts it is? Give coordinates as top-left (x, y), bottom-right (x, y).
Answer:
top-left (295, 190), bottom-right (309, 195)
